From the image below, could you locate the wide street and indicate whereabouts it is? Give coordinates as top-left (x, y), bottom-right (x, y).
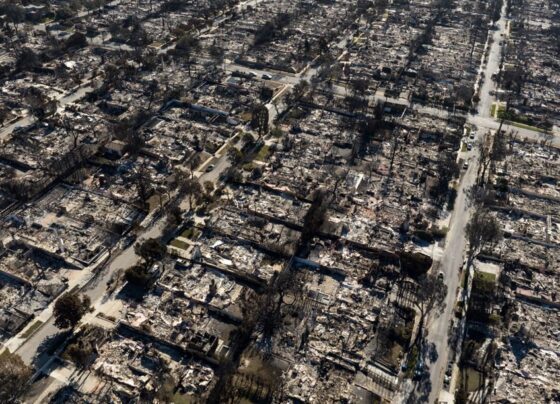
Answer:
top-left (423, 2), bottom-right (509, 403)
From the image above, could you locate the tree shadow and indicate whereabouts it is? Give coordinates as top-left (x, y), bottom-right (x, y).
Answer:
top-left (411, 238), bottom-right (432, 248)
top-left (49, 384), bottom-right (84, 404)
top-left (32, 329), bottom-right (72, 370)
top-left (116, 282), bottom-right (149, 302)
top-left (85, 266), bottom-right (108, 288)
top-left (406, 338), bottom-right (438, 403)
top-left (407, 375), bottom-right (432, 404)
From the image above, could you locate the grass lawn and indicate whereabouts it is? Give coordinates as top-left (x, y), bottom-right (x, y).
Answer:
top-left (255, 144), bottom-right (271, 161)
top-left (491, 103), bottom-right (507, 119)
top-left (472, 270), bottom-right (497, 295)
top-left (495, 108), bottom-right (551, 133)
top-left (242, 161), bottom-right (258, 171)
top-left (475, 270), bottom-right (496, 284)
top-left (20, 320), bottom-right (44, 339)
top-left (508, 120), bottom-right (550, 133)
top-left (171, 392), bottom-right (194, 404)
top-left (170, 239), bottom-right (189, 250)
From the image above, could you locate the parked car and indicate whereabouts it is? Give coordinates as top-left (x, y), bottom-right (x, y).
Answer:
top-left (446, 363), bottom-right (453, 377)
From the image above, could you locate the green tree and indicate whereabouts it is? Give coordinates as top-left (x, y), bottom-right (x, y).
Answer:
top-left (174, 33), bottom-right (200, 76)
top-left (24, 87), bottom-right (58, 119)
top-left (0, 350), bottom-right (31, 403)
top-left (146, 79), bottom-right (160, 110)
top-left (64, 325), bottom-right (106, 369)
top-left (53, 292), bottom-right (92, 329)
top-left (15, 48), bottom-right (40, 72)
top-left (135, 238), bottom-right (166, 265)
top-left (203, 181), bottom-right (215, 194)
top-left (124, 264), bottom-right (152, 287)
top-left (175, 33), bottom-right (200, 54)
top-left (166, 204), bottom-right (183, 227)
top-left (4, 4), bottom-right (25, 34)
top-left (227, 147), bottom-right (244, 165)
top-left (300, 189), bottom-right (330, 247)
top-left (65, 32), bottom-right (88, 49)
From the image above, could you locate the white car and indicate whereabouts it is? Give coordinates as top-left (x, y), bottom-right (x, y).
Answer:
top-left (262, 73), bottom-right (272, 80)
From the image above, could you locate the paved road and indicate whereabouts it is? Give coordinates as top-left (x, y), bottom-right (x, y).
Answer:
top-left (15, 143), bottom-right (237, 366)
top-left (199, 153), bottom-right (231, 184)
top-left (0, 116), bottom-right (34, 141)
top-left (470, 115), bottom-right (560, 147)
top-left (477, 22), bottom-right (504, 119)
top-left (420, 151), bottom-right (478, 403)
top-left (225, 35), bottom-right (559, 151)
top-left (422, 4), bottom-right (509, 403)
top-left (16, 218), bottom-right (165, 365)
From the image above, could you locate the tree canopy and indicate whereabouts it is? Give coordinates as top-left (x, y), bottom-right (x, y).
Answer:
top-left (407, 272), bottom-right (447, 346)
top-left (124, 264), bottom-right (152, 287)
top-left (135, 238), bottom-right (166, 264)
top-left (465, 209), bottom-right (502, 260)
top-left (53, 292), bottom-right (92, 329)
top-left (0, 351), bottom-right (31, 403)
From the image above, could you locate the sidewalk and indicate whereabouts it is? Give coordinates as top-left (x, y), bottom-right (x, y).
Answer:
top-left (4, 255), bottom-right (104, 354)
